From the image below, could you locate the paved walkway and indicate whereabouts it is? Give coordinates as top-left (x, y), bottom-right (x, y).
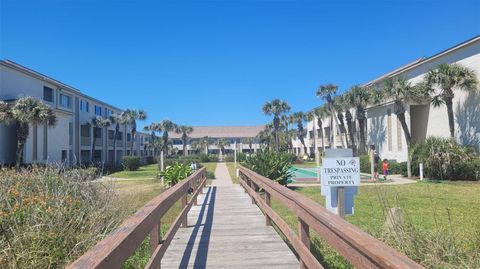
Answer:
top-left (161, 163), bottom-right (298, 269)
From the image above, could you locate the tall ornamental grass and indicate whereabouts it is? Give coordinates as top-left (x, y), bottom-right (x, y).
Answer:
top-left (0, 166), bottom-right (122, 269)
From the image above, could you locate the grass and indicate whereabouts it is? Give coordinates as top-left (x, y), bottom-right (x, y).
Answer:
top-left (108, 164), bottom-right (159, 179)
top-left (293, 161), bottom-right (318, 168)
top-left (225, 162), bottom-right (239, 184)
top-left (270, 181), bottom-right (480, 268)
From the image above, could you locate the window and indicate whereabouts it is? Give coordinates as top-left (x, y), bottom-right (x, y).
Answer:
top-left (117, 131), bottom-right (123, 141)
top-left (80, 100), bottom-right (89, 112)
top-left (126, 133), bottom-right (131, 142)
top-left (43, 86), bottom-right (54, 102)
top-left (108, 130), bottom-right (115, 140)
top-left (94, 105), bottom-right (102, 116)
top-left (61, 150), bottom-right (68, 162)
top-left (81, 124), bottom-right (90, 137)
top-left (69, 122), bottom-right (73, 145)
top-left (59, 93), bottom-right (71, 108)
top-left (106, 109), bottom-right (113, 117)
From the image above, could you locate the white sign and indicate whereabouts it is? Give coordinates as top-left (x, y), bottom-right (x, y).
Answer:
top-left (322, 157), bottom-right (360, 186)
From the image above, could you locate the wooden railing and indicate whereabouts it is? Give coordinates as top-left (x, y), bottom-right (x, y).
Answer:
top-left (67, 167), bottom-right (207, 269)
top-left (239, 166), bottom-right (425, 269)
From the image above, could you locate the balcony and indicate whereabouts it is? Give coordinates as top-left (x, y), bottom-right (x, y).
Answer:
top-left (95, 138), bottom-right (103, 146)
top-left (81, 137), bottom-right (91, 146)
top-left (108, 139), bottom-right (115, 147)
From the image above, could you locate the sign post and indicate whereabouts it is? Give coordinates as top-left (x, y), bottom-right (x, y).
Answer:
top-left (321, 149), bottom-right (360, 218)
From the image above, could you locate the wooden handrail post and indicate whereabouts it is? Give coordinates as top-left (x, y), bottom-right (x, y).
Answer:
top-left (181, 192), bottom-right (188, 227)
top-left (298, 218), bottom-right (310, 269)
top-left (249, 180), bottom-right (256, 204)
top-left (265, 192), bottom-right (272, 226)
top-left (150, 221), bottom-right (161, 269)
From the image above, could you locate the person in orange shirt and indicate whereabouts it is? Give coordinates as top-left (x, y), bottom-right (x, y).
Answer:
top-left (382, 159), bottom-right (389, 181)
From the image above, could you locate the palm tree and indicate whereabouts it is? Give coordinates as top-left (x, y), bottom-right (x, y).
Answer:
top-left (175, 125), bottom-right (194, 156)
top-left (216, 138), bottom-right (230, 156)
top-left (0, 97), bottom-right (56, 169)
top-left (316, 84), bottom-right (338, 147)
top-left (242, 137), bottom-right (254, 153)
top-left (111, 114), bottom-right (129, 165)
top-left (347, 86), bottom-right (371, 155)
top-left (159, 120), bottom-right (178, 156)
top-left (333, 95), bottom-right (349, 147)
top-left (380, 77), bottom-right (426, 177)
top-left (144, 123), bottom-right (161, 156)
top-left (201, 136), bottom-right (210, 154)
top-left (336, 93), bottom-right (357, 152)
top-left (120, 109), bottom-right (147, 155)
top-left (424, 63), bottom-right (478, 138)
top-left (289, 112), bottom-right (308, 155)
top-left (311, 105), bottom-right (329, 153)
top-left (91, 116), bottom-right (111, 162)
top-left (190, 140), bottom-right (201, 155)
top-left (262, 99), bottom-right (291, 152)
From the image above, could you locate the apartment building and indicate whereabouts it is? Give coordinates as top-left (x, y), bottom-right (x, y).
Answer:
top-left (0, 60), bottom-right (153, 166)
top-left (293, 35), bottom-right (480, 161)
top-left (169, 126), bottom-right (264, 155)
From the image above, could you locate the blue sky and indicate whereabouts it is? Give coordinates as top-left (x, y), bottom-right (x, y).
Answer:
top-left (1, 0), bottom-right (479, 130)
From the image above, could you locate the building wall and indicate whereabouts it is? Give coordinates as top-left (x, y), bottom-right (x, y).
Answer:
top-left (0, 61), bottom-right (152, 166)
top-left (293, 37), bottom-right (480, 161)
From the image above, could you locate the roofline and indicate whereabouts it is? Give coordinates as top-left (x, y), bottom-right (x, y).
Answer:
top-left (362, 35), bottom-right (480, 87)
top-left (1, 59), bottom-right (124, 112)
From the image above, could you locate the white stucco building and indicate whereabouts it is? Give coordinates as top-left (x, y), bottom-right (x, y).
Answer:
top-left (293, 35), bottom-right (480, 161)
top-left (0, 60), bottom-right (154, 166)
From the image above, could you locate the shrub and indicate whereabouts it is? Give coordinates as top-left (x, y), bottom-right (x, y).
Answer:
top-left (198, 154), bottom-right (217, 163)
top-left (224, 155), bottom-right (234, 162)
top-left (0, 167), bottom-right (121, 268)
top-left (158, 163), bottom-right (193, 187)
top-left (410, 137), bottom-right (478, 180)
top-left (122, 156), bottom-right (141, 171)
top-left (243, 151), bottom-right (293, 186)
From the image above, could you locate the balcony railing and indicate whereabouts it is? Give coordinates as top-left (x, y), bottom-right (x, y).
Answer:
top-left (81, 137), bottom-right (91, 146)
top-left (108, 139), bottom-right (115, 147)
top-left (95, 138), bottom-right (103, 146)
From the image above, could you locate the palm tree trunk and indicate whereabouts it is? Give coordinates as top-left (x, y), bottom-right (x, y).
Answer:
top-left (346, 120), bottom-right (356, 155)
top-left (397, 113), bottom-right (412, 145)
top-left (445, 97), bottom-right (455, 139)
top-left (91, 136), bottom-right (96, 162)
top-left (183, 139), bottom-right (187, 157)
top-left (15, 123), bottom-right (29, 170)
top-left (130, 130), bottom-right (135, 156)
top-left (358, 119), bottom-right (366, 155)
top-left (113, 134), bottom-right (117, 166)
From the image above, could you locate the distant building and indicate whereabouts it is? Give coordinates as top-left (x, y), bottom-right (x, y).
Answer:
top-left (0, 60), bottom-right (153, 166)
top-left (169, 126), bottom-right (264, 155)
top-left (293, 35), bottom-right (480, 161)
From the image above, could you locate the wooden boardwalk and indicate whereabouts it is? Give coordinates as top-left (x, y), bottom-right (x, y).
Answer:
top-left (161, 163), bottom-right (299, 269)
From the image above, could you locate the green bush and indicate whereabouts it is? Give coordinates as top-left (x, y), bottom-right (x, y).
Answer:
top-left (198, 154), bottom-right (217, 163)
top-left (122, 156), bottom-right (141, 171)
top-left (0, 167), bottom-right (121, 268)
top-left (359, 155), bottom-right (378, 173)
top-left (283, 153), bottom-right (297, 164)
top-left (158, 163), bottom-right (193, 187)
top-left (243, 151), bottom-right (293, 186)
top-left (410, 137), bottom-right (478, 181)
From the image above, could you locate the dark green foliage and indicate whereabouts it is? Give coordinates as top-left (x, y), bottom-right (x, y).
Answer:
top-left (197, 154), bottom-right (218, 162)
top-left (158, 163), bottom-right (193, 187)
top-left (283, 153), bottom-right (298, 163)
top-left (122, 156), bottom-right (141, 171)
top-left (359, 155), bottom-right (377, 173)
top-left (410, 137), bottom-right (479, 180)
top-left (243, 151), bottom-right (293, 186)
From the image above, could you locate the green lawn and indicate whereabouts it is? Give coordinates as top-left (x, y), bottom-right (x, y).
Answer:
top-left (225, 162), bottom-right (239, 184)
top-left (109, 177), bottom-right (184, 268)
top-left (293, 161), bottom-right (318, 168)
top-left (271, 181), bottom-right (480, 268)
top-left (109, 164), bottom-right (159, 179)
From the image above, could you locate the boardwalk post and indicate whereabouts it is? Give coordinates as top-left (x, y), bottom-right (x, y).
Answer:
top-left (249, 180), bottom-right (256, 204)
top-left (265, 192), bottom-right (272, 226)
top-left (181, 192), bottom-right (188, 227)
top-left (150, 221), bottom-right (161, 269)
top-left (298, 218), bottom-right (310, 269)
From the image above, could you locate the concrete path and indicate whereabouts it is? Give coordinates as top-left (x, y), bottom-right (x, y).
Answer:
top-left (161, 163), bottom-right (299, 269)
